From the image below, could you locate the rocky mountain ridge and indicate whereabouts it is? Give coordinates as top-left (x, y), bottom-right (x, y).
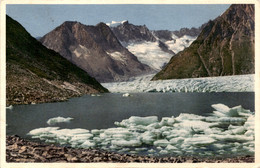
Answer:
top-left (40, 21), bottom-right (153, 82)
top-left (110, 21), bottom-right (157, 43)
top-left (6, 15), bottom-right (108, 105)
top-left (153, 4), bottom-right (254, 80)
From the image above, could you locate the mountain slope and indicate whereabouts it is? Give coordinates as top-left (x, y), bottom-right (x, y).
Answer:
top-left (153, 4), bottom-right (254, 80)
top-left (40, 21), bottom-right (153, 82)
top-left (6, 15), bottom-right (108, 105)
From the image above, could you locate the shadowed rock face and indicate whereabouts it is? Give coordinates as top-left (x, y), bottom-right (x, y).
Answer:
top-left (40, 21), bottom-right (153, 82)
top-left (153, 4), bottom-right (255, 80)
top-left (6, 15), bottom-right (108, 106)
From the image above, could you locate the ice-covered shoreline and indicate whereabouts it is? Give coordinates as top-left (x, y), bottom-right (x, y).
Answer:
top-left (102, 74), bottom-right (254, 93)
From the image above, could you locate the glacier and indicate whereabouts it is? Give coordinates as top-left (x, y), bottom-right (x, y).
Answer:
top-left (126, 41), bottom-right (173, 70)
top-left (102, 74), bottom-right (254, 93)
top-left (28, 104), bottom-right (254, 158)
top-left (125, 35), bottom-right (197, 71)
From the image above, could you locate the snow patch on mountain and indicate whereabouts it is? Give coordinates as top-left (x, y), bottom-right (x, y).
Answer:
top-left (73, 45), bottom-right (90, 58)
top-left (106, 20), bottom-right (128, 27)
top-left (106, 51), bottom-right (127, 64)
top-left (165, 35), bottom-right (197, 54)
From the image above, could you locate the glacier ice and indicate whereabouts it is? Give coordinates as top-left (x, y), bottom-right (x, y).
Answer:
top-left (124, 34), bottom-right (196, 71)
top-left (28, 104), bottom-right (254, 158)
top-left (126, 41), bottom-right (173, 70)
top-left (46, 116), bottom-right (74, 125)
top-left (102, 74), bottom-right (254, 93)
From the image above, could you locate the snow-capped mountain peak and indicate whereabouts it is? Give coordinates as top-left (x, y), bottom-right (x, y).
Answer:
top-left (106, 20), bottom-right (128, 27)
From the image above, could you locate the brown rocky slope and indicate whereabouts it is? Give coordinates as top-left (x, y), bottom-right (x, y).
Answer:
top-left (153, 4), bottom-right (254, 80)
top-left (6, 15), bottom-right (108, 106)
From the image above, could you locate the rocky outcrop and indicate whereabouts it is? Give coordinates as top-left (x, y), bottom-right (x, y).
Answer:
top-left (6, 135), bottom-right (254, 163)
top-left (40, 21), bottom-right (153, 82)
top-left (153, 4), bottom-right (254, 80)
top-left (6, 15), bottom-right (108, 106)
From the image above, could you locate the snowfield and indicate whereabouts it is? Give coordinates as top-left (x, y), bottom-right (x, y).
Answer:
top-left (28, 104), bottom-right (255, 157)
top-left (125, 35), bottom-right (197, 71)
top-left (102, 74), bottom-right (254, 93)
top-left (126, 41), bottom-right (173, 70)
top-left (165, 35), bottom-right (197, 53)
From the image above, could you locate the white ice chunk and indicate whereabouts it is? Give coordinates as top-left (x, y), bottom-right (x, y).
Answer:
top-left (28, 127), bottom-right (60, 136)
top-left (154, 139), bottom-right (170, 147)
top-left (159, 117), bottom-right (175, 126)
top-left (184, 136), bottom-right (216, 146)
top-left (116, 116), bottom-right (158, 126)
top-left (165, 144), bottom-right (178, 151)
top-left (104, 128), bottom-right (131, 135)
top-left (6, 105), bottom-right (13, 110)
top-left (140, 131), bottom-right (156, 145)
top-left (212, 104), bottom-right (230, 114)
top-left (111, 139), bottom-right (142, 147)
top-left (159, 150), bottom-right (169, 155)
top-left (47, 116), bottom-right (73, 125)
top-left (122, 93), bottom-right (131, 97)
top-left (81, 140), bottom-right (95, 148)
top-left (210, 134), bottom-right (254, 142)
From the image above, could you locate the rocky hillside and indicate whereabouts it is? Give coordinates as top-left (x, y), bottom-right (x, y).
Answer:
top-left (153, 4), bottom-right (254, 80)
top-left (40, 21), bottom-right (153, 82)
top-left (6, 15), bottom-right (108, 105)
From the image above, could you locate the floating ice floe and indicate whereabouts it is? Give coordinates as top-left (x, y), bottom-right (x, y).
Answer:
top-left (91, 94), bottom-right (101, 97)
top-left (46, 116), bottom-right (74, 125)
top-left (6, 105), bottom-right (13, 110)
top-left (122, 93), bottom-right (131, 97)
top-left (28, 104), bottom-right (254, 157)
top-left (102, 74), bottom-right (254, 93)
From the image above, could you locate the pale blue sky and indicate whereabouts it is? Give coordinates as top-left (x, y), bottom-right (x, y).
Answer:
top-left (6, 4), bottom-right (230, 37)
